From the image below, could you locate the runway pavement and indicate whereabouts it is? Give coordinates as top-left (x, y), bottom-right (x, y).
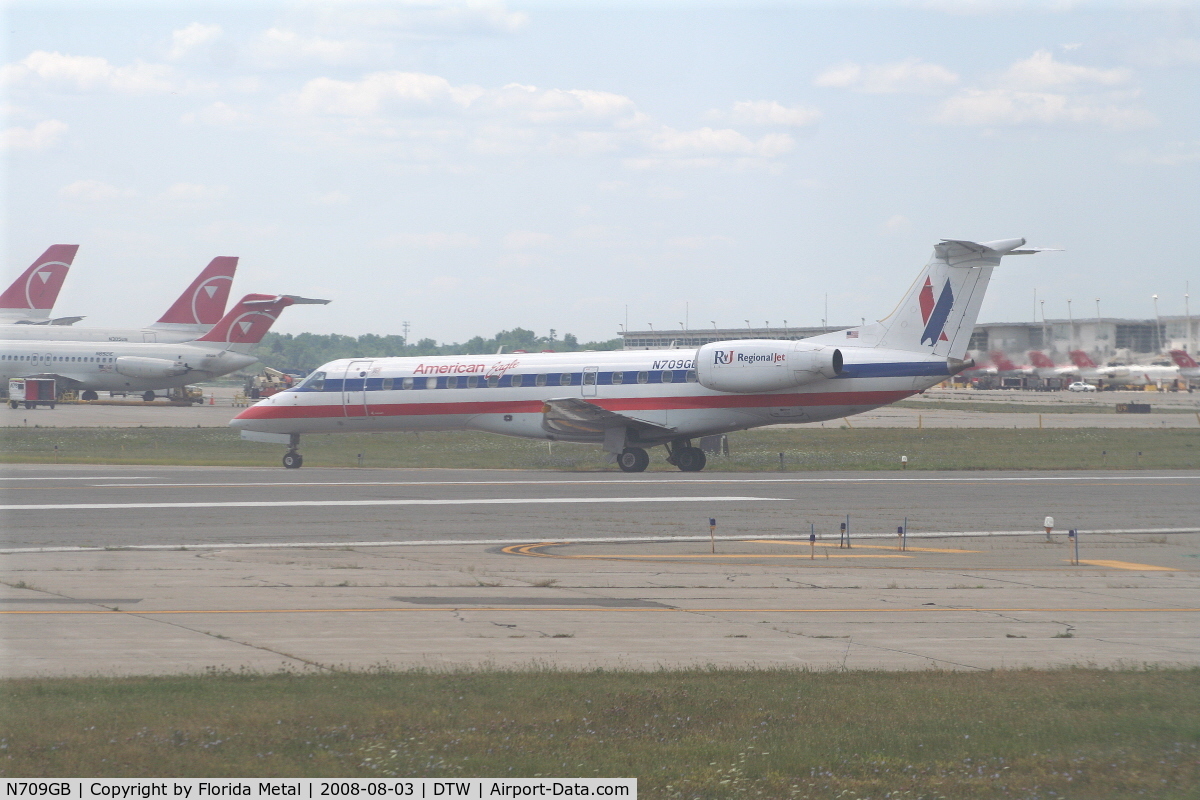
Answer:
top-left (2, 464), bottom-right (1198, 676)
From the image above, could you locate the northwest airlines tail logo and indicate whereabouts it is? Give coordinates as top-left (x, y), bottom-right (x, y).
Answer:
top-left (918, 277), bottom-right (953, 346)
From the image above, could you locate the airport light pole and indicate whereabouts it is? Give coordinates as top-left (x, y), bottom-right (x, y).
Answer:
top-left (1186, 282), bottom-right (1193, 352)
top-left (1066, 299), bottom-right (1073, 353)
top-left (1152, 294), bottom-right (1162, 353)
top-left (1040, 299), bottom-right (1047, 351)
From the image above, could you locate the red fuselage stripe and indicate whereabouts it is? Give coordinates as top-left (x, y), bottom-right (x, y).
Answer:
top-left (234, 390), bottom-right (913, 420)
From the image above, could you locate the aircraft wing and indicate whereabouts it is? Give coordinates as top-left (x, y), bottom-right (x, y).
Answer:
top-left (541, 397), bottom-right (676, 439)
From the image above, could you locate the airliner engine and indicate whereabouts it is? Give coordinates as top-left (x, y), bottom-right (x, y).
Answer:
top-left (695, 340), bottom-right (842, 393)
top-left (114, 356), bottom-right (190, 379)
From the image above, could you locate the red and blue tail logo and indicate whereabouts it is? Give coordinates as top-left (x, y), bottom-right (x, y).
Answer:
top-left (918, 277), bottom-right (953, 346)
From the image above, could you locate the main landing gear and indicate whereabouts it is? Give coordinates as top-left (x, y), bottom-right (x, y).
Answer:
top-left (616, 440), bottom-right (707, 473)
top-left (283, 433), bottom-right (303, 469)
top-left (617, 447), bottom-right (650, 473)
top-left (665, 439), bottom-right (706, 472)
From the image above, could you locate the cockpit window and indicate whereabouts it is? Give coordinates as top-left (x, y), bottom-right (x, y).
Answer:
top-left (298, 371), bottom-right (326, 391)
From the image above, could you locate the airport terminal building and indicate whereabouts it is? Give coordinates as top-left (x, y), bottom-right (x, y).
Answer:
top-left (620, 316), bottom-right (1198, 361)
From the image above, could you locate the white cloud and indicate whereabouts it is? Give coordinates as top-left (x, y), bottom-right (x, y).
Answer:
top-left (488, 84), bottom-right (645, 126)
top-left (163, 182), bottom-right (228, 201)
top-left (385, 232), bottom-right (479, 249)
top-left (881, 215), bottom-right (911, 235)
top-left (59, 180), bottom-right (137, 201)
top-left (310, 190), bottom-right (351, 206)
top-left (285, 71), bottom-right (484, 116)
top-left (667, 235), bottom-right (735, 249)
top-left (649, 127), bottom-right (793, 158)
top-left (1128, 38), bottom-right (1200, 68)
top-left (250, 28), bottom-right (390, 68)
top-left (1125, 141), bottom-right (1200, 167)
top-left (814, 58), bottom-right (959, 94)
top-left (934, 50), bottom-right (1152, 129)
top-left (935, 87), bottom-right (1154, 128)
top-left (503, 230), bottom-right (554, 249)
top-left (1000, 50), bottom-right (1130, 90)
top-left (181, 101), bottom-right (251, 127)
top-left (2, 50), bottom-right (177, 93)
top-left (168, 23), bottom-right (222, 60)
top-left (718, 100), bottom-right (822, 127)
top-left (2, 119), bottom-right (67, 150)
top-left (309, 3), bottom-right (528, 39)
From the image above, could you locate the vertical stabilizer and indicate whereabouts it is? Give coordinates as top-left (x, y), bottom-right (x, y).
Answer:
top-left (195, 294), bottom-right (329, 352)
top-left (152, 256), bottom-right (238, 330)
top-left (1069, 350), bottom-right (1097, 369)
top-left (815, 238), bottom-right (1051, 359)
top-left (0, 245), bottom-right (79, 322)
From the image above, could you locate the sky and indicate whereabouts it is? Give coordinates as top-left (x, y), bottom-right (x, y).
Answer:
top-left (3, 0), bottom-right (1198, 344)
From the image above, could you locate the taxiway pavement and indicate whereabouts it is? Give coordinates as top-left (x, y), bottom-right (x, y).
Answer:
top-left (2, 464), bottom-right (1198, 677)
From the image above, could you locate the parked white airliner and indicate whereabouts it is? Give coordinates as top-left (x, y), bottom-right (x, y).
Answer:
top-left (0, 245), bottom-right (80, 324)
top-left (231, 238), bottom-right (1052, 471)
top-left (0, 257), bottom-right (238, 344)
top-left (1, 294), bottom-right (327, 403)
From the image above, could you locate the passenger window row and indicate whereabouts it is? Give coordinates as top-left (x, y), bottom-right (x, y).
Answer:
top-left (1, 355), bottom-right (114, 363)
top-left (300, 370), bottom-right (700, 393)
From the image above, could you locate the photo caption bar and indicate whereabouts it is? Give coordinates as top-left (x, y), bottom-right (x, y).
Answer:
top-left (3, 781), bottom-right (635, 800)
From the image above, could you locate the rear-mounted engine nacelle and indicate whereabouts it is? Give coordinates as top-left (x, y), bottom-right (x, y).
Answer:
top-left (695, 340), bottom-right (842, 393)
top-left (114, 356), bottom-right (189, 380)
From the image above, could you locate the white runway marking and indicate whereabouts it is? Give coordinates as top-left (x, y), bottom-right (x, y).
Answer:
top-left (0, 495), bottom-right (771, 512)
top-left (1, 476), bottom-right (157, 481)
top-left (3, 528), bottom-right (1196, 555)
top-left (88, 474), bottom-right (1200, 488)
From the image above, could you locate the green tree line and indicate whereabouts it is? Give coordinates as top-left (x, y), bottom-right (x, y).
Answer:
top-left (251, 328), bottom-right (623, 373)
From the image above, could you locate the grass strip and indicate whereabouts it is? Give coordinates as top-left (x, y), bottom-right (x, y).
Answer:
top-left (1, 668), bottom-right (1196, 798)
top-left (2, 426), bottom-right (1198, 470)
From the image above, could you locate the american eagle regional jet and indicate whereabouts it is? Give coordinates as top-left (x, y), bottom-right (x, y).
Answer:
top-left (231, 238), bottom-right (1052, 471)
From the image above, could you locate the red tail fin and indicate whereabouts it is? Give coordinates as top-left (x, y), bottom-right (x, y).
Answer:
top-left (1068, 349), bottom-right (1097, 369)
top-left (196, 294), bottom-right (294, 345)
top-left (989, 350), bottom-right (1018, 371)
top-left (1028, 351), bottom-right (1055, 369)
top-left (1169, 349), bottom-right (1199, 369)
top-left (0, 245), bottom-right (79, 313)
top-left (155, 256), bottom-right (238, 326)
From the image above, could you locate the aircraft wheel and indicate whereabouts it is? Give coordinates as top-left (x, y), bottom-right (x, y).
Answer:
top-left (142, 391), bottom-right (156, 402)
top-left (675, 446), bottom-right (707, 472)
top-left (81, 390), bottom-right (98, 401)
top-left (283, 452), bottom-right (303, 469)
top-left (616, 447), bottom-right (649, 473)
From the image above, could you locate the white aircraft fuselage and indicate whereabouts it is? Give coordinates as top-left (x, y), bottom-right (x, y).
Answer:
top-left (0, 338), bottom-right (258, 393)
top-left (233, 237), bottom-right (1053, 471)
top-left (230, 345), bottom-right (952, 444)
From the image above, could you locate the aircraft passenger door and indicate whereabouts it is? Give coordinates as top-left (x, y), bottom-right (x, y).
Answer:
top-left (142, 332), bottom-right (157, 343)
top-left (342, 360), bottom-right (373, 418)
top-left (582, 367), bottom-right (598, 397)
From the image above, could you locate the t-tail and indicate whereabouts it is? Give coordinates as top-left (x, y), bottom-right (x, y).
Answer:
top-left (1169, 349), bottom-right (1199, 377)
top-left (1028, 351), bottom-right (1055, 369)
top-left (194, 293), bottom-right (329, 352)
top-left (812, 239), bottom-right (1054, 359)
top-left (0, 245), bottom-right (80, 323)
top-left (1069, 350), bottom-right (1098, 369)
top-left (151, 256), bottom-right (238, 331)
